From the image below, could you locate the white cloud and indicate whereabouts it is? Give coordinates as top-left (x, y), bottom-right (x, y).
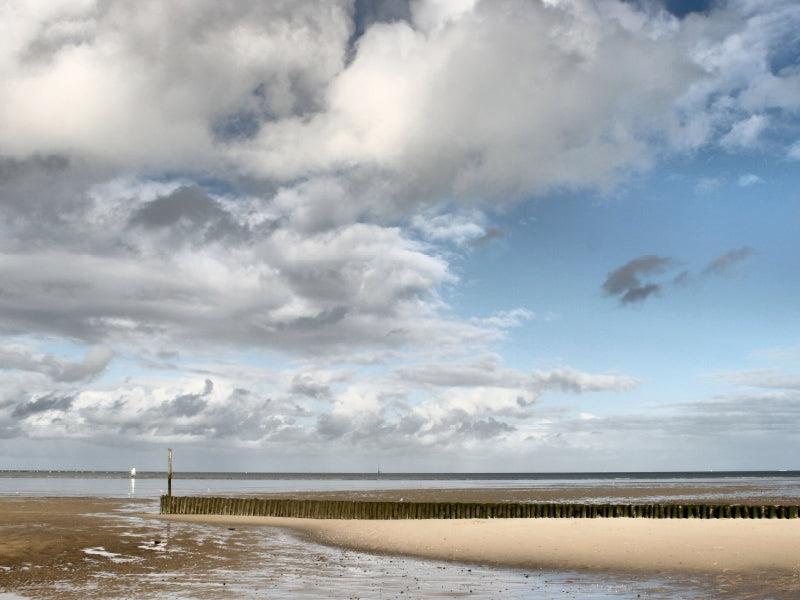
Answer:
top-left (707, 367), bottom-right (800, 391)
top-left (694, 176), bottom-right (723, 195)
top-left (738, 173), bottom-right (763, 186)
top-left (788, 140), bottom-right (800, 161)
top-left (0, 345), bottom-right (113, 382)
top-left (411, 210), bottom-right (488, 246)
top-left (0, 1), bottom-right (353, 168)
top-left (720, 114), bottom-right (769, 149)
top-left (410, 0), bottom-right (478, 34)
top-left (469, 309), bottom-right (534, 330)
top-left (2, 0), bottom-right (796, 201)
top-left (531, 367), bottom-right (638, 394)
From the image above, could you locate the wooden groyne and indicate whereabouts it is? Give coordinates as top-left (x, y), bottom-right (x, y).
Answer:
top-left (160, 496), bottom-right (800, 520)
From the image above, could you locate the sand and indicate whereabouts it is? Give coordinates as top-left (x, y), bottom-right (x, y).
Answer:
top-left (159, 512), bottom-right (800, 574)
top-left (3, 495), bottom-right (800, 598)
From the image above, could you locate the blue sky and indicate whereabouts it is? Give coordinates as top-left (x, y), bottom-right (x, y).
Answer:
top-left (1, 0), bottom-right (799, 472)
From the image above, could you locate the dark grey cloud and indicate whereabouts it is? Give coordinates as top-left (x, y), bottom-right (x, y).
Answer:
top-left (161, 379), bottom-right (213, 418)
top-left (290, 374), bottom-right (332, 401)
top-left (673, 270), bottom-right (690, 286)
top-left (0, 154), bottom-right (69, 181)
top-left (602, 255), bottom-right (673, 305)
top-left (13, 393), bottom-right (75, 419)
top-left (621, 282), bottom-right (660, 304)
top-left (702, 246), bottom-right (754, 277)
top-left (128, 186), bottom-right (245, 243)
top-left (317, 412), bottom-right (352, 440)
top-left (129, 187), bottom-right (220, 228)
top-left (605, 247), bottom-right (757, 307)
top-left (457, 416), bottom-right (515, 439)
top-left (0, 155), bottom-right (98, 249)
top-left (211, 106), bottom-right (264, 143)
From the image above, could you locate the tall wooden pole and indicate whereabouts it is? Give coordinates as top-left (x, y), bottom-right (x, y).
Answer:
top-left (167, 448), bottom-right (173, 497)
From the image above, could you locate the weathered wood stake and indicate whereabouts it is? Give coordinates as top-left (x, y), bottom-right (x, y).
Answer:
top-left (167, 447), bottom-right (173, 496)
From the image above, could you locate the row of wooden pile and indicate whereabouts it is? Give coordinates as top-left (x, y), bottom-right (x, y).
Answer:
top-left (160, 496), bottom-right (800, 519)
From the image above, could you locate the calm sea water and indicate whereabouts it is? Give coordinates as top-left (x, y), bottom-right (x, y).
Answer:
top-left (1, 470), bottom-right (799, 503)
top-left (3, 472), bottom-right (798, 599)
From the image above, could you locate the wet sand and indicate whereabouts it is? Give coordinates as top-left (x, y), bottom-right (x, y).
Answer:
top-left (3, 493), bottom-right (800, 598)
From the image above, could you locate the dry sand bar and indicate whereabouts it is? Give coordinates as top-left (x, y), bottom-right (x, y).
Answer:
top-left (161, 495), bottom-right (800, 519)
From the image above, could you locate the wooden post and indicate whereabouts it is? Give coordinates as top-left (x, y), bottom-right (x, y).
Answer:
top-left (167, 448), bottom-right (173, 497)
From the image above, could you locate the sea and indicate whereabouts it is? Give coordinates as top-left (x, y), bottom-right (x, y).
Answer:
top-left (2, 471), bottom-right (799, 599)
top-left (3, 469), bottom-right (800, 502)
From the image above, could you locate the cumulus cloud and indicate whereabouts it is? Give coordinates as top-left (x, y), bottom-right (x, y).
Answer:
top-left (0, 350), bottom-right (638, 459)
top-left (0, 180), bottom-right (479, 355)
top-left (1, 0), bottom-right (796, 229)
top-left (4, 0), bottom-right (795, 203)
top-left (0, 0), bottom-right (353, 168)
top-left (1, 0), bottom-right (798, 467)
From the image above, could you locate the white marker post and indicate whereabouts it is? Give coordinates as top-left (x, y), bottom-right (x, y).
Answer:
top-left (167, 448), bottom-right (173, 496)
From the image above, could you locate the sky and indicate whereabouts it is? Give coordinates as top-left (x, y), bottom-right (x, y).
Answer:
top-left (1, 0), bottom-right (799, 472)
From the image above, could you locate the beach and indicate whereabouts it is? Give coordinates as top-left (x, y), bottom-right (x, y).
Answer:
top-left (162, 512), bottom-right (800, 597)
top-left (3, 491), bottom-right (800, 599)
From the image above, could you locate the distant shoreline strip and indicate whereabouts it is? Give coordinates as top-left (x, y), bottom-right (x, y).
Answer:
top-left (160, 496), bottom-right (800, 519)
